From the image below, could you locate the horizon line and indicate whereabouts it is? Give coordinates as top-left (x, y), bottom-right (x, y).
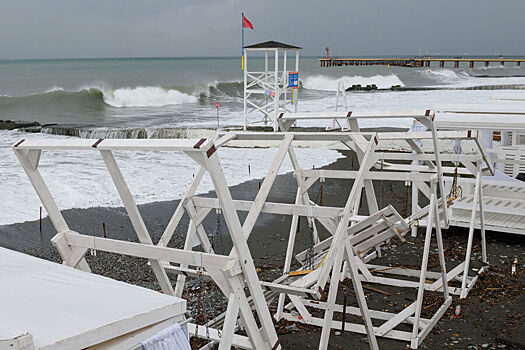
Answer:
top-left (2, 53), bottom-right (525, 61)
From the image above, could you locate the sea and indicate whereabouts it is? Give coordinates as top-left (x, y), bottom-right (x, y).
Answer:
top-left (1, 56), bottom-right (524, 225)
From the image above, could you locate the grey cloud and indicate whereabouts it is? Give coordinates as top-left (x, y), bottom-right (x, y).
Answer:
top-left (0, 0), bottom-right (523, 59)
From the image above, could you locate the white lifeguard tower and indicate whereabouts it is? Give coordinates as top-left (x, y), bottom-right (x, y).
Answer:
top-left (243, 40), bottom-right (301, 130)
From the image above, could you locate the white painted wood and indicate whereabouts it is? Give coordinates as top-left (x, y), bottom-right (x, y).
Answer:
top-left (188, 323), bottom-right (252, 350)
top-left (281, 312), bottom-right (413, 341)
top-left (343, 238), bottom-right (379, 349)
top-left (318, 245), bottom-right (344, 350)
top-left (276, 189), bottom-right (302, 321)
top-left (411, 190), bottom-right (436, 339)
top-left (287, 145), bottom-right (320, 243)
top-left (316, 136), bottom-right (378, 290)
top-left (227, 274), bottom-right (269, 350)
top-left (429, 116), bottom-right (450, 228)
top-left (240, 134), bottom-right (293, 239)
top-left (15, 138), bottom-right (214, 152)
top-left (14, 148), bottom-right (91, 272)
top-left (204, 152), bottom-right (280, 349)
top-left (14, 125), bottom-right (493, 350)
top-left (183, 199), bottom-right (214, 254)
top-left (411, 296), bottom-right (452, 348)
top-left (100, 150), bottom-right (174, 295)
top-left (158, 166), bottom-right (206, 248)
top-left (479, 179), bottom-right (487, 263)
top-left (376, 303), bottom-right (416, 336)
top-left (460, 161), bottom-right (482, 298)
top-left (193, 197), bottom-right (342, 220)
top-left (218, 129), bottom-right (474, 142)
top-left (61, 232), bottom-right (238, 270)
top-left (218, 293), bottom-right (239, 350)
top-left (431, 180), bottom-right (450, 299)
top-left (174, 222), bottom-right (197, 297)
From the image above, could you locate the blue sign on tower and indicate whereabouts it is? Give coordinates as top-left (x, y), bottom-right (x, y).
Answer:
top-left (288, 72), bottom-right (299, 89)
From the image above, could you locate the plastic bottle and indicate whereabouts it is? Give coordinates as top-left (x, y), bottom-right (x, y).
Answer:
top-left (512, 258), bottom-right (518, 276)
top-left (454, 305), bottom-right (461, 317)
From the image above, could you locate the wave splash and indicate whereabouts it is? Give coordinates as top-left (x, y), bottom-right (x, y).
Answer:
top-left (103, 86), bottom-right (197, 107)
top-left (420, 69), bottom-right (469, 82)
top-left (302, 74), bottom-right (405, 91)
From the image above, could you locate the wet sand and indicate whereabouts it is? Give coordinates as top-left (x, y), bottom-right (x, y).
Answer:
top-left (1, 151), bottom-right (524, 349)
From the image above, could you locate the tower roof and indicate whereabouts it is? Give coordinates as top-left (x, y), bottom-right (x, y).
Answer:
top-left (244, 40), bottom-right (302, 50)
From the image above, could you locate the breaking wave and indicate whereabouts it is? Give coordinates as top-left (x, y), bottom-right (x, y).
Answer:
top-left (0, 82), bottom-right (248, 112)
top-left (420, 69), bottom-right (470, 82)
top-left (302, 74), bottom-right (405, 91)
top-left (0, 85), bottom-right (199, 111)
top-left (102, 86), bottom-right (197, 107)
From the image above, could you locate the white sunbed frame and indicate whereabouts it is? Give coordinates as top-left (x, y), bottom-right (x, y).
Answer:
top-left (241, 110), bottom-right (493, 349)
top-left (432, 103), bottom-right (525, 236)
top-left (13, 111), bottom-right (493, 350)
top-left (13, 137), bottom-right (281, 350)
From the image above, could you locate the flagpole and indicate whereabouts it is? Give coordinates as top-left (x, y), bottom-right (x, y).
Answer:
top-left (241, 12), bottom-right (245, 71)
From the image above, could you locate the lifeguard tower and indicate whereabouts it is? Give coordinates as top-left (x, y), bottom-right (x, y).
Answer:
top-left (243, 41), bottom-right (301, 130)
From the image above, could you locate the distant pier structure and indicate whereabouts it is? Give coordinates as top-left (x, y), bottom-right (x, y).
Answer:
top-left (319, 57), bottom-right (525, 68)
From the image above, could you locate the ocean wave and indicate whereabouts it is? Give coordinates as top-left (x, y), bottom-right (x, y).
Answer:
top-left (0, 130), bottom-right (343, 225)
top-left (103, 86), bottom-right (197, 107)
top-left (201, 80), bottom-right (243, 100)
top-left (302, 74), bottom-right (405, 91)
top-left (0, 85), bottom-right (199, 110)
top-left (43, 86), bottom-right (65, 93)
top-left (420, 69), bottom-right (470, 82)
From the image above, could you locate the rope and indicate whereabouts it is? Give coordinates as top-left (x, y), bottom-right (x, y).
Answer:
top-left (209, 208), bottom-right (224, 255)
top-left (288, 253), bottom-right (328, 276)
top-left (289, 184), bottom-right (325, 276)
top-left (191, 268), bottom-right (204, 348)
top-left (446, 162), bottom-right (463, 206)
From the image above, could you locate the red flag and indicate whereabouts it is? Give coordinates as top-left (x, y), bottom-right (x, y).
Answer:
top-left (243, 15), bottom-right (253, 29)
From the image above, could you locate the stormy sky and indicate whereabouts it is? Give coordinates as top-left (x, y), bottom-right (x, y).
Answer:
top-left (0, 0), bottom-right (523, 59)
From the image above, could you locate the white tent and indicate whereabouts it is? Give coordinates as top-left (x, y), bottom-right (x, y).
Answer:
top-left (0, 246), bottom-right (186, 350)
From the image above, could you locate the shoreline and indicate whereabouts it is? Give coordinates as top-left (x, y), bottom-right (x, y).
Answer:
top-left (0, 120), bottom-right (408, 138)
top-left (1, 151), bottom-right (524, 349)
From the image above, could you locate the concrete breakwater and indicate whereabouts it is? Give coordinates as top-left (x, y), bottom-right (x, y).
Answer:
top-left (1, 119), bottom-right (475, 154)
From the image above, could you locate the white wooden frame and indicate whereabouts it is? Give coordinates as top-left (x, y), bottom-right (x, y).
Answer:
top-left (210, 118), bottom-right (491, 349)
top-left (326, 80), bottom-right (348, 131)
top-left (14, 114), bottom-right (492, 349)
top-left (13, 137), bottom-right (281, 350)
top-left (432, 104), bottom-right (525, 236)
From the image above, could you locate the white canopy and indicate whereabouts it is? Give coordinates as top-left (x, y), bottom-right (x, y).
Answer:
top-left (0, 247), bottom-right (185, 349)
top-left (434, 103), bottom-right (525, 131)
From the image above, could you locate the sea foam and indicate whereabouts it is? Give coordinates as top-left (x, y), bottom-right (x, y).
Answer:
top-left (0, 131), bottom-right (342, 225)
top-left (103, 86), bottom-right (198, 107)
top-left (420, 69), bottom-right (467, 82)
top-left (303, 74), bottom-right (405, 91)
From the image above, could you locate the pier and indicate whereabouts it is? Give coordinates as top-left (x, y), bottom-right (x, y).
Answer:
top-left (319, 57), bottom-right (525, 68)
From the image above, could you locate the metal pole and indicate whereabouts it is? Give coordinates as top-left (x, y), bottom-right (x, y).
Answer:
top-left (241, 12), bottom-right (245, 71)
top-left (243, 48), bottom-right (248, 130)
top-left (265, 50), bottom-right (269, 119)
top-left (274, 49), bottom-right (279, 131)
top-left (295, 50), bottom-right (299, 112)
top-left (342, 294), bottom-right (347, 331)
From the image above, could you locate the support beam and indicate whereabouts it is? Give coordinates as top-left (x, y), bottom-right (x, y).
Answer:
top-left (99, 150), bottom-right (174, 295)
